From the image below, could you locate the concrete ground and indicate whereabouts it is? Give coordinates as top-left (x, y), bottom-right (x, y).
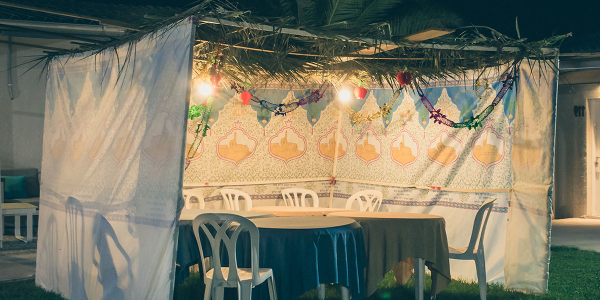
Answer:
top-left (0, 249), bottom-right (36, 281)
top-left (1, 217), bottom-right (600, 282)
top-left (551, 217), bottom-right (600, 252)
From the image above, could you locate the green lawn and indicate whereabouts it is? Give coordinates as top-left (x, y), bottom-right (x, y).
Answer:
top-left (2, 246), bottom-right (599, 300)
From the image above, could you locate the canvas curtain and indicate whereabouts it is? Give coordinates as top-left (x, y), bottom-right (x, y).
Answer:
top-left (505, 63), bottom-right (557, 293)
top-left (184, 64), bottom-right (556, 291)
top-left (36, 19), bottom-right (194, 299)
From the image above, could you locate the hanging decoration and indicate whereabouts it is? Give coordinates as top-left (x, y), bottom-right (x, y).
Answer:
top-left (186, 98), bottom-right (213, 169)
top-left (397, 71), bottom-right (412, 86)
top-left (241, 91), bottom-right (252, 105)
top-left (343, 87), bottom-right (403, 124)
top-left (209, 52), bottom-right (225, 87)
top-left (230, 82), bottom-right (328, 116)
top-left (354, 81), bottom-right (368, 100)
top-left (418, 67), bottom-right (516, 130)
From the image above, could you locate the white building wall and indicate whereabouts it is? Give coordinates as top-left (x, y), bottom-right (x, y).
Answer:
top-left (0, 38), bottom-right (72, 170)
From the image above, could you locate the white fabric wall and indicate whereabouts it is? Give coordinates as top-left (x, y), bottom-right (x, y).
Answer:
top-left (35, 20), bottom-right (194, 299)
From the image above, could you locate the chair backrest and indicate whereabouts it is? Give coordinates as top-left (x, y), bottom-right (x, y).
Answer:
top-left (345, 190), bottom-right (383, 212)
top-left (192, 213), bottom-right (261, 285)
top-left (281, 188), bottom-right (319, 207)
top-left (465, 198), bottom-right (496, 254)
top-left (183, 188), bottom-right (205, 209)
top-left (220, 189), bottom-right (253, 211)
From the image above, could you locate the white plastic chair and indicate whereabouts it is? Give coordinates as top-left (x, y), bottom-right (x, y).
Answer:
top-left (183, 188), bottom-right (205, 209)
top-left (345, 190), bottom-right (383, 212)
top-left (448, 198), bottom-right (496, 300)
top-left (281, 188), bottom-right (319, 207)
top-left (193, 213), bottom-right (276, 300)
top-left (220, 189), bottom-right (253, 211)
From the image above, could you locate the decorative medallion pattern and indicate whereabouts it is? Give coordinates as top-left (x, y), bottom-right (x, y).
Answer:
top-left (427, 130), bottom-right (461, 166)
top-left (390, 130), bottom-right (419, 168)
top-left (317, 126), bottom-right (348, 161)
top-left (216, 121), bottom-right (258, 166)
top-left (142, 111), bottom-right (177, 165)
top-left (355, 126), bottom-right (382, 166)
top-left (268, 120), bottom-right (307, 165)
top-left (471, 126), bottom-right (505, 170)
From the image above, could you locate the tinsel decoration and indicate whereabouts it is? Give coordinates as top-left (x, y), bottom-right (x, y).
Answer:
top-left (231, 82), bottom-right (327, 116)
top-left (343, 87), bottom-right (404, 124)
top-left (418, 67), bottom-right (516, 130)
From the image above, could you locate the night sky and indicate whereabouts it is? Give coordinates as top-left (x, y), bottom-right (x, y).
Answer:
top-left (78, 0), bottom-right (595, 47)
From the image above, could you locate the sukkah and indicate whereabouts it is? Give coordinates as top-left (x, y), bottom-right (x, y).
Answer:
top-left (25, 0), bottom-right (567, 298)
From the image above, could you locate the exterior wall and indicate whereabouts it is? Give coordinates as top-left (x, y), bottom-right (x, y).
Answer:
top-left (555, 82), bottom-right (600, 218)
top-left (0, 38), bottom-right (71, 170)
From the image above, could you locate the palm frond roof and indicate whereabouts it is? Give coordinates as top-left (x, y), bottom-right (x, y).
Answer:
top-left (1, 0), bottom-right (570, 87)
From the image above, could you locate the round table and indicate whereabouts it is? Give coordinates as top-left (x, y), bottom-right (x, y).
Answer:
top-left (179, 209), bottom-right (274, 224)
top-left (236, 216), bottom-right (366, 300)
top-left (327, 211), bottom-right (450, 298)
top-left (250, 206), bottom-right (354, 217)
top-left (175, 209), bottom-right (275, 284)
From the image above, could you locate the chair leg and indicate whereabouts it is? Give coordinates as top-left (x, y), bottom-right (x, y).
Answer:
top-left (475, 255), bottom-right (487, 300)
top-left (238, 282), bottom-right (252, 300)
top-left (267, 276), bottom-right (278, 300)
top-left (213, 286), bottom-right (225, 300)
top-left (318, 284), bottom-right (326, 300)
top-left (203, 279), bottom-right (212, 300)
top-left (341, 286), bottom-right (350, 300)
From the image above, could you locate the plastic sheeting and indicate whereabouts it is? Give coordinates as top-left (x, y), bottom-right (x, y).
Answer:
top-left (35, 20), bottom-right (194, 299)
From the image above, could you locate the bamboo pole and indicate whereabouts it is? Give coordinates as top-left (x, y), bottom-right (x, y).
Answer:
top-left (329, 107), bottom-right (344, 207)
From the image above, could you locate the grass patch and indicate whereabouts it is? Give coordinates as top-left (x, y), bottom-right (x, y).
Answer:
top-left (0, 279), bottom-right (64, 300)
top-left (2, 246), bottom-right (599, 299)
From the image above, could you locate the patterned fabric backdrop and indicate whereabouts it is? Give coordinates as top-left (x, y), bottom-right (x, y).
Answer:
top-left (185, 69), bottom-right (516, 189)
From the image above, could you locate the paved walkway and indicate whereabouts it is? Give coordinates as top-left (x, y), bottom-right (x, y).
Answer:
top-left (0, 249), bottom-right (36, 281)
top-left (551, 218), bottom-right (600, 252)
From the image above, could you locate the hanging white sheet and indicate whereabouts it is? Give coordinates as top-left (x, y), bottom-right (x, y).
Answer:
top-left (36, 19), bottom-right (194, 299)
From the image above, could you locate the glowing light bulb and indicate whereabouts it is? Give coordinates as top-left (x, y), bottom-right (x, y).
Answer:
top-left (338, 89), bottom-right (351, 103)
top-left (196, 82), bottom-right (213, 97)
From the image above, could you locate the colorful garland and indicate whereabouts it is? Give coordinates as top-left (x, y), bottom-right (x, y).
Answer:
top-left (343, 87), bottom-right (404, 124)
top-left (417, 68), bottom-right (516, 130)
top-left (186, 98), bottom-right (213, 169)
top-left (230, 82), bottom-right (327, 116)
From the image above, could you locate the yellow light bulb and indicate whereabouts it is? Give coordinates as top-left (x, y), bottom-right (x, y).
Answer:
top-left (338, 89), bottom-right (351, 103)
top-left (196, 83), bottom-right (213, 97)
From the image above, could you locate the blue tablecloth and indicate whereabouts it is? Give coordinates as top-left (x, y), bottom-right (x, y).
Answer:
top-left (176, 216), bottom-right (366, 300)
